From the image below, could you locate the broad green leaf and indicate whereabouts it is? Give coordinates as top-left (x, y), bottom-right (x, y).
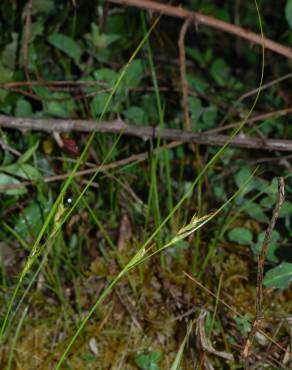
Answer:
top-left (228, 227), bottom-right (253, 245)
top-left (264, 263), bottom-right (292, 289)
top-left (243, 200), bottom-right (269, 223)
top-left (40, 91), bottom-right (75, 118)
top-left (30, 22), bottom-right (44, 42)
top-left (134, 351), bottom-right (162, 370)
top-left (48, 33), bottom-right (82, 64)
top-left (45, 99), bottom-right (75, 118)
top-left (279, 201), bottom-right (292, 218)
top-left (1, 163), bottom-right (42, 182)
top-left (93, 68), bottom-right (117, 87)
top-left (285, 0), bottom-right (292, 28)
top-left (202, 105), bottom-right (218, 129)
top-left (187, 74), bottom-right (208, 93)
top-left (234, 167), bottom-right (253, 194)
top-left (15, 200), bottom-right (51, 241)
top-left (262, 177), bottom-right (278, 195)
top-left (210, 58), bottom-right (228, 86)
top-left (86, 23), bottom-right (120, 50)
top-left (123, 59), bottom-right (144, 88)
top-left (189, 96), bottom-right (203, 121)
top-left (260, 196), bottom-right (274, 210)
top-left (124, 106), bottom-right (148, 125)
top-left (186, 47), bottom-right (206, 67)
top-left (91, 93), bottom-right (112, 116)
top-left (0, 173), bottom-right (27, 195)
top-left (0, 63), bottom-right (13, 83)
top-left (33, 86), bottom-right (50, 99)
top-left (15, 99), bottom-right (33, 117)
top-left (1, 33), bottom-right (18, 68)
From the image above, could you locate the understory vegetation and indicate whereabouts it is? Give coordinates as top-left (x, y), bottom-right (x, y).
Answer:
top-left (0, 0), bottom-right (292, 369)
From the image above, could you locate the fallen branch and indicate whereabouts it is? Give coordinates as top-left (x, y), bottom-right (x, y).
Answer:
top-left (109, 0), bottom-right (292, 60)
top-left (2, 115), bottom-right (292, 152)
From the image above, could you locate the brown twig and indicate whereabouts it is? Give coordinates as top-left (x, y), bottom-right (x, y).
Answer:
top-left (242, 177), bottom-right (285, 366)
top-left (23, 0), bottom-right (33, 90)
top-left (209, 108), bottom-right (292, 134)
top-left (178, 17), bottom-right (194, 131)
top-left (2, 115), bottom-right (292, 152)
top-left (109, 0), bottom-right (292, 60)
top-left (219, 72), bottom-right (292, 127)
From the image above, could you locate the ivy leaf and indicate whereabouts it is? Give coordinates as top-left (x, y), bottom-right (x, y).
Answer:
top-left (264, 263), bottom-right (292, 289)
top-left (48, 33), bottom-right (82, 65)
top-left (228, 227), bottom-right (253, 245)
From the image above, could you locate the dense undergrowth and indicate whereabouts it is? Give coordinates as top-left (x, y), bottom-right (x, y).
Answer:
top-left (0, 1), bottom-right (292, 369)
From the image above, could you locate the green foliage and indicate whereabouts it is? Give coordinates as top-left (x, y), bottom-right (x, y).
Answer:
top-left (124, 106), bottom-right (148, 124)
top-left (210, 58), bottom-right (229, 86)
top-left (235, 313), bottom-right (252, 336)
top-left (264, 262), bottom-right (292, 289)
top-left (228, 227), bottom-right (253, 245)
top-left (0, 1), bottom-right (291, 368)
top-left (134, 351), bottom-right (162, 370)
top-left (14, 199), bottom-right (51, 241)
top-left (251, 230), bottom-right (280, 263)
top-left (285, 0), bottom-right (292, 28)
top-left (0, 173), bottom-right (27, 195)
top-left (48, 33), bottom-right (82, 65)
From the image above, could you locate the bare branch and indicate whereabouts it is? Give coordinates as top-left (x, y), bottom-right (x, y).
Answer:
top-left (109, 0), bottom-right (292, 60)
top-left (1, 115), bottom-right (292, 152)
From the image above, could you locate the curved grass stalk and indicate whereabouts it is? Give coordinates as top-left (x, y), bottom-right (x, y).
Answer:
top-left (55, 1), bottom-right (265, 367)
top-left (55, 168), bottom-right (257, 369)
top-left (0, 18), bottom-right (160, 342)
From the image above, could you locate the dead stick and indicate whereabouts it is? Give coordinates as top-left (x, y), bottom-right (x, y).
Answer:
top-left (242, 177), bottom-right (285, 364)
top-left (109, 0), bottom-right (292, 60)
top-left (2, 115), bottom-right (292, 152)
top-left (23, 0), bottom-right (33, 89)
top-left (178, 17), bottom-right (193, 131)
